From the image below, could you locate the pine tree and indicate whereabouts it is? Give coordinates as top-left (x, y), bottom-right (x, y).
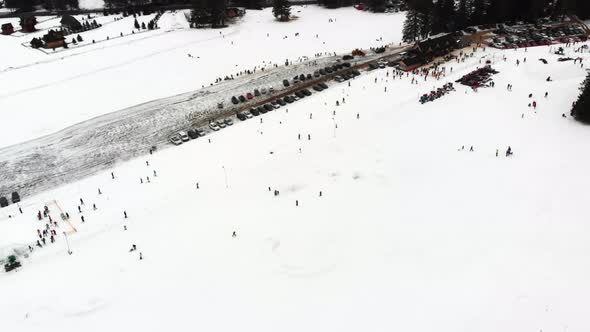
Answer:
top-left (572, 73), bottom-right (590, 124)
top-left (273, 0), bottom-right (291, 21)
top-left (134, 18), bottom-right (140, 29)
top-left (402, 9), bottom-right (422, 42)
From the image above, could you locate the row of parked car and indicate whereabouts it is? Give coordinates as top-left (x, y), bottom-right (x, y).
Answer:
top-left (235, 83), bottom-right (329, 120)
top-left (490, 24), bottom-right (587, 49)
top-left (0, 192), bottom-right (21, 208)
top-left (231, 87), bottom-right (276, 105)
top-left (282, 62), bottom-right (353, 87)
top-left (170, 127), bottom-right (205, 145)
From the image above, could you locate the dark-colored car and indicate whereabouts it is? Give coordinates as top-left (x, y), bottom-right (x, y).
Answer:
top-left (352, 69), bottom-right (361, 76)
top-left (306, 73), bottom-right (313, 80)
top-left (368, 63), bottom-right (379, 70)
top-left (258, 106), bottom-right (267, 114)
top-left (342, 62), bottom-right (351, 68)
top-left (314, 71), bottom-right (321, 78)
top-left (302, 89), bottom-right (312, 96)
top-left (299, 74), bottom-right (306, 81)
top-left (264, 104), bottom-right (274, 112)
top-left (254, 89), bottom-right (260, 96)
top-left (0, 196), bottom-right (8, 208)
top-left (237, 113), bottom-right (247, 121)
top-left (250, 108), bottom-right (260, 116)
top-left (231, 96), bottom-right (239, 104)
top-left (325, 67), bottom-right (333, 74)
top-left (319, 69), bottom-right (326, 75)
top-left (187, 129), bottom-right (199, 139)
top-left (294, 91), bottom-right (304, 98)
top-left (284, 96), bottom-right (294, 103)
top-left (283, 79), bottom-right (290, 87)
top-left (239, 95), bottom-right (247, 102)
top-left (277, 99), bottom-right (286, 106)
top-left (319, 82), bottom-right (328, 89)
top-left (313, 85), bottom-right (323, 92)
top-left (11, 192), bottom-right (20, 204)
top-left (343, 55), bottom-right (353, 60)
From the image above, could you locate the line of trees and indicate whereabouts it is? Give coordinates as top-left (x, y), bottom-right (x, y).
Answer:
top-left (403, 0), bottom-right (590, 42)
top-left (3, 0), bottom-right (79, 11)
top-left (571, 73), bottom-right (590, 124)
top-left (190, 0), bottom-right (227, 28)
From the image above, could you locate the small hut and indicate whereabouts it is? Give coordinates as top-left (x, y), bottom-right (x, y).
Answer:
top-left (1, 23), bottom-right (14, 35)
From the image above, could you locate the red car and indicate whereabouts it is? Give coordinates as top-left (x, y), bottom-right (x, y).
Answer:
top-left (247, 93), bottom-right (254, 99)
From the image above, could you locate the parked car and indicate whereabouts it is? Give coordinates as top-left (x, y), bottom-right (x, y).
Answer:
top-left (245, 112), bottom-right (253, 119)
top-left (209, 122), bottom-right (220, 131)
top-left (313, 85), bottom-right (323, 92)
top-left (302, 89), bottom-right (312, 96)
top-left (314, 70), bottom-right (320, 77)
top-left (325, 67), bottom-right (333, 73)
top-left (342, 62), bottom-right (351, 68)
top-left (237, 113), bottom-right (246, 121)
top-left (10, 192), bottom-right (20, 204)
top-left (217, 102), bottom-right (224, 109)
top-left (170, 135), bottom-right (183, 145)
top-left (343, 55), bottom-right (353, 60)
top-left (368, 63), bottom-right (379, 70)
top-left (294, 90), bottom-right (304, 98)
top-left (0, 196), bottom-right (8, 208)
top-left (239, 95), bottom-right (246, 102)
top-left (277, 98), bottom-right (286, 106)
top-left (254, 89), bottom-right (260, 97)
top-left (283, 79), bottom-right (290, 87)
top-left (187, 129), bottom-right (199, 139)
top-left (319, 82), bottom-right (328, 89)
top-left (250, 108), bottom-right (260, 116)
top-left (196, 128), bottom-right (205, 136)
top-left (224, 118), bottom-right (233, 126)
top-left (284, 96), bottom-right (294, 103)
top-left (179, 131), bottom-right (190, 142)
top-left (246, 93), bottom-right (254, 100)
top-left (264, 104), bottom-right (274, 112)
top-left (335, 75), bottom-right (345, 82)
top-left (231, 96), bottom-right (239, 104)
top-left (261, 88), bottom-right (267, 94)
top-left (218, 121), bottom-right (226, 128)
top-left (269, 87), bottom-right (275, 93)
top-left (258, 106), bottom-right (267, 114)
top-left (319, 68), bottom-right (326, 75)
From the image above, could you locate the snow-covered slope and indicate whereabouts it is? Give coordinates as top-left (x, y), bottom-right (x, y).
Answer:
top-left (0, 6), bottom-right (404, 148)
top-left (1, 43), bottom-right (590, 331)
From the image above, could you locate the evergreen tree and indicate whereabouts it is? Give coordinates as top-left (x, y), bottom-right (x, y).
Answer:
top-left (134, 18), bottom-right (140, 29)
top-left (367, 0), bottom-right (386, 12)
top-left (191, 0), bottom-right (209, 28)
top-left (572, 73), bottom-right (590, 124)
top-left (272, 0), bottom-right (291, 21)
top-left (209, 0), bottom-right (227, 28)
top-left (402, 9), bottom-right (422, 42)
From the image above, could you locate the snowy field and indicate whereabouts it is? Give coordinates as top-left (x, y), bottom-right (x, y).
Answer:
top-left (0, 6), bottom-right (404, 148)
top-left (1, 39), bottom-right (590, 332)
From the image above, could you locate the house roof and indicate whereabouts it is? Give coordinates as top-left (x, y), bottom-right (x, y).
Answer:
top-left (60, 15), bottom-right (82, 28)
